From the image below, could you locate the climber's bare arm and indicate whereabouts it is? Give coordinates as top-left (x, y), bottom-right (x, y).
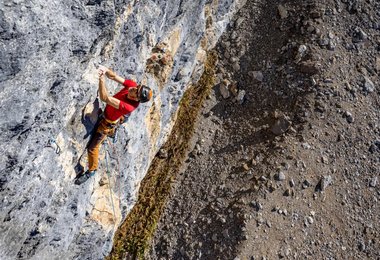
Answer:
top-left (99, 65), bottom-right (125, 85)
top-left (98, 72), bottom-right (120, 109)
top-left (110, 74), bottom-right (125, 85)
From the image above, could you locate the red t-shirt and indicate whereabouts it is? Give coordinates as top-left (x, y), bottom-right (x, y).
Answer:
top-left (104, 79), bottom-right (140, 121)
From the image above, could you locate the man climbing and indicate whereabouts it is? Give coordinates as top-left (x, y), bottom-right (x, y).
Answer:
top-left (75, 65), bottom-right (153, 185)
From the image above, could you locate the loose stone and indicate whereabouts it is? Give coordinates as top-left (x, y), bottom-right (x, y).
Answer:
top-left (276, 171), bottom-right (286, 181)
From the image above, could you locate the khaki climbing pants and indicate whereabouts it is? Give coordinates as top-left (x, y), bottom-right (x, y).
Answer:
top-left (87, 118), bottom-right (117, 171)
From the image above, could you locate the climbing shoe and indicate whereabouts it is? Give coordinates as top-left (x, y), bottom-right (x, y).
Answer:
top-left (74, 170), bottom-right (96, 185)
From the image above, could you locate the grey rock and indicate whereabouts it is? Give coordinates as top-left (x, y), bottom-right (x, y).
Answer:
top-left (235, 17), bottom-right (245, 28)
top-left (318, 175), bottom-right (332, 191)
top-left (271, 115), bottom-right (292, 135)
top-left (353, 27), bottom-right (368, 43)
top-left (321, 156), bottom-right (329, 164)
top-left (251, 201), bottom-right (263, 211)
top-left (276, 171), bottom-right (286, 181)
top-left (257, 217), bottom-right (265, 225)
top-left (306, 216), bottom-right (314, 225)
top-left (220, 79), bottom-right (231, 99)
top-left (302, 180), bottom-right (312, 189)
top-left (327, 40), bottom-right (337, 50)
top-left (237, 90), bottom-right (246, 104)
top-left (302, 143), bottom-right (312, 149)
top-left (233, 62), bottom-right (240, 72)
top-left (369, 177), bottom-right (378, 187)
top-left (319, 38), bottom-right (329, 46)
top-left (222, 229), bottom-right (229, 238)
top-left (278, 4), bottom-right (288, 19)
top-left (363, 76), bottom-right (375, 93)
top-left (298, 45), bottom-right (307, 57)
top-left (345, 111), bottom-right (354, 123)
top-left (358, 241), bottom-right (366, 251)
top-left (284, 188), bottom-right (293, 197)
top-left (249, 71), bottom-right (264, 82)
top-left (266, 220), bottom-right (272, 228)
top-left (158, 149), bottom-right (168, 159)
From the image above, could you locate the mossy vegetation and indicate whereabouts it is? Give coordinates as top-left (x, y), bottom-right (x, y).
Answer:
top-left (107, 51), bottom-right (217, 260)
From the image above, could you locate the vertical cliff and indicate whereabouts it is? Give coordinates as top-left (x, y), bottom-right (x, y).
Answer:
top-left (0, 0), bottom-right (244, 259)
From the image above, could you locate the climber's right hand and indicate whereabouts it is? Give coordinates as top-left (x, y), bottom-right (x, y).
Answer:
top-left (99, 65), bottom-right (116, 79)
top-left (98, 65), bottom-right (109, 75)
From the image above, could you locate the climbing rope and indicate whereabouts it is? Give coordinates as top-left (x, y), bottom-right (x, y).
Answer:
top-left (107, 139), bottom-right (122, 210)
top-left (104, 142), bottom-right (117, 225)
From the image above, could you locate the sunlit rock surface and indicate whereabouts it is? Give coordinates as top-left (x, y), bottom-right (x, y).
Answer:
top-left (0, 0), bottom-right (244, 259)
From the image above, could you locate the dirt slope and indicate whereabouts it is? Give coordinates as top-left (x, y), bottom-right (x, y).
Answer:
top-left (148, 0), bottom-right (380, 259)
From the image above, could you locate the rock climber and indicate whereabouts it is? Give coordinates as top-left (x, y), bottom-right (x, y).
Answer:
top-left (75, 65), bottom-right (153, 185)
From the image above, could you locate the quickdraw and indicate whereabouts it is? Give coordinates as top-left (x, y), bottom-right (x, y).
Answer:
top-left (46, 138), bottom-right (61, 155)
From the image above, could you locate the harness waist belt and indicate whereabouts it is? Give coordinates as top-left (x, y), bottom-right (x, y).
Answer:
top-left (104, 117), bottom-right (119, 124)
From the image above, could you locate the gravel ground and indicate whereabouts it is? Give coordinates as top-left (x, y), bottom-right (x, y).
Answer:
top-left (147, 0), bottom-right (380, 259)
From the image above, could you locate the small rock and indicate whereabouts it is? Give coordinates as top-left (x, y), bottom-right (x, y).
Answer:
top-left (99, 176), bottom-right (109, 186)
top-left (271, 115), bottom-right (292, 135)
top-left (298, 45), bottom-right (307, 58)
top-left (358, 241), bottom-right (366, 251)
top-left (257, 217), bottom-right (265, 226)
top-left (276, 171), bottom-right (286, 181)
top-left (299, 61), bottom-right (320, 75)
top-left (249, 70), bottom-right (264, 82)
top-left (369, 144), bottom-right (378, 153)
top-left (302, 180), bottom-right (311, 189)
top-left (243, 163), bottom-right (250, 171)
top-left (219, 80), bottom-right (230, 99)
top-left (278, 4), bottom-right (288, 19)
top-left (319, 38), bottom-right (329, 46)
top-left (317, 175), bottom-right (332, 191)
top-left (251, 159), bottom-right (257, 166)
top-left (237, 90), bottom-right (246, 104)
top-left (233, 62), bottom-right (240, 72)
top-left (363, 76), bottom-right (375, 93)
top-left (344, 111), bottom-right (354, 123)
top-left (157, 149), bottom-right (168, 159)
top-left (229, 82), bottom-right (239, 96)
top-left (212, 234), bottom-right (218, 242)
top-left (284, 188), bottom-right (293, 197)
top-left (251, 201), bottom-right (263, 211)
top-left (352, 27), bottom-right (368, 43)
top-left (302, 143), bottom-right (311, 149)
top-left (306, 216), bottom-right (314, 225)
top-left (327, 40), bottom-right (337, 50)
top-left (235, 17), bottom-right (244, 28)
top-left (321, 156), bottom-right (329, 164)
top-left (289, 179), bottom-right (295, 187)
top-left (369, 177), bottom-right (378, 187)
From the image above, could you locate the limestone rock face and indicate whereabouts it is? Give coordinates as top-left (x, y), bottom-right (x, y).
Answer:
top-left (0, 0), bottom-right (244, 259)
